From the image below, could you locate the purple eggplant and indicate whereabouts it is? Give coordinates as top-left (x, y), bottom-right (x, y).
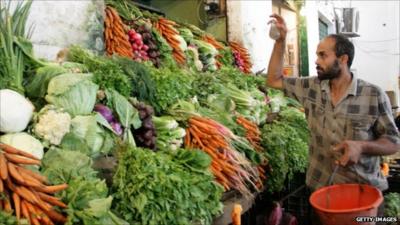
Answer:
top-left (111, 122), bottom-right (123, 136)
top-left (94, 104), bottom-right (114, 123)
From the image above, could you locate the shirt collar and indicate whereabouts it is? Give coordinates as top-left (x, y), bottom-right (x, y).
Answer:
top-left (320, 73), bottom-right (358, 96)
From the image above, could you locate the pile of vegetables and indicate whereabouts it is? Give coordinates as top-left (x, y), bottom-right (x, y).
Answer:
top-left (260, 107), bottom-right (309, 193)
top-left (66, 46), bottom-right (132, 97)
top-left (185, 116), bottom-right (260, 196)
top-left (112, 145), bottom-right (223, 225)
top-left (146, 66), bottom-right (194, 114)
top-left (0, 143), bottom-right (68, 225)
top-left (104, 6), bottom-right (133, 58)
top-left (0, 1), bottom-right (314, 224)
top-left (153, 18), bottom-right (186, 65)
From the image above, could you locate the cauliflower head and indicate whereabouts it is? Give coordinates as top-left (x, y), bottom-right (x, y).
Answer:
top-left (34, 105), bottom-right (71, 145)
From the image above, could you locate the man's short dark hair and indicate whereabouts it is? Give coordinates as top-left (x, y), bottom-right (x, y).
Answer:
top-left (327, 34), bottom-right (355, 68)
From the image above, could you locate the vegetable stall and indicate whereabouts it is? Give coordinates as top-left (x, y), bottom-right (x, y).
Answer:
top-left (0, 1), bottom-right (310, 224)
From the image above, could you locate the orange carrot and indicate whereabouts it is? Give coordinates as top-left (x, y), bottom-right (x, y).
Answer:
top-left (17, 166), bottom-right (48, 184)
top-left (43, 209), bottom-right (67, 224)
top-left (7, 162), bottom-right (25, 184)
top-left (231, 204), bottom-right (242, 225)
top-left (0, 153), bottom-right (8, 180)
top-left (0, 143), bottom-right (39, 160)
top-left (3, 191), bottom-right (12, 212)
top-left (21, 200), bottom-right (31, 223)
top-left (37, 192), bottom-right (67, 208)
top-left (39, 183), bottom-right (69, 194)
top-left (12, 192), bottom-right (21, 220)
top-left (4, 153), bottom-right (41, 165)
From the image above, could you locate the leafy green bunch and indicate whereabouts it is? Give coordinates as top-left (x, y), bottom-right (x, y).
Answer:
top-left (112, 146), bottom-right (223, 225)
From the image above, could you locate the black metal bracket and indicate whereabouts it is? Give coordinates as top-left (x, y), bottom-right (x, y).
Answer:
top-left (131, 1), bottom-right (165, 16)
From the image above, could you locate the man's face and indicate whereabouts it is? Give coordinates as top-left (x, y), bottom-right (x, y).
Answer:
top-left (315, 38), bottom-right (342, 80)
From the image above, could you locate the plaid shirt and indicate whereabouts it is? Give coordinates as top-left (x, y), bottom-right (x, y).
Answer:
top-left (283, 75), bottom-right (400, 191)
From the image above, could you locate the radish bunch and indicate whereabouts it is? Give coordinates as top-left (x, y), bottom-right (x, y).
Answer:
top-left (233, 50), bottom-right (245, 72)
top-left (136, 24), bottom-right (162, 67)
top-left (128, 29), bottom-right (149, 62)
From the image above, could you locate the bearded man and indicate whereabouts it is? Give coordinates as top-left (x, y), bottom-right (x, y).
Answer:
top-left (266, 14), bottom-right (400, 223)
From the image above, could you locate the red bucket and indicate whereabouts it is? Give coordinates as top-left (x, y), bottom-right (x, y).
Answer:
top-left (309, 184), bottom-right (383, 225)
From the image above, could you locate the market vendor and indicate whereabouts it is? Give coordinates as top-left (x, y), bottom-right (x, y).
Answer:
top-left (266, 13), bottom-right (400, 220)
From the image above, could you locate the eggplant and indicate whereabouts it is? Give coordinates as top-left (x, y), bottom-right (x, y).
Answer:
top-left (94, 104), bottom-right (114, 123)
top-left (110, 122), bottom-right (123, 136)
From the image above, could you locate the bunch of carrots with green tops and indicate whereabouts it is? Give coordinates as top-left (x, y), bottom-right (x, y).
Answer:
top-left (184, 116), bottom-right (260, 197)
top-left (0, 143), bottom-right (68, 225)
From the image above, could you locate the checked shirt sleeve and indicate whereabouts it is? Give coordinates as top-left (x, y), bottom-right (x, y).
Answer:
top-left (282, 77), bottom-right (313, 105)
top-left (374, 90), bottom-right (400, 144)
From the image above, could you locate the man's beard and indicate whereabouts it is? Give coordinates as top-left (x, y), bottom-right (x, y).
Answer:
top-left (317, 59), bottom-right (341, 80)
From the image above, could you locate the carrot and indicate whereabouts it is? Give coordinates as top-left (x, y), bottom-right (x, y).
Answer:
top-left (35, 206), bottom-right (55, 225)
top-left (3, 192), bottom-right (12, 212)
top-left (26, 201), bottom-right (43, 221)
top-left (159, 18), bottom-right (176, 26)
top-left (188, 128), bottom-right (205, 148)
top-left (0, 153), bottom-right (9, 180)
top-left (17, 167), bottom-right (48, 184)
top-left (5, 177), bottom-right (15, 191)
top-left (0, 178), bottom-right (3, 192)
top-left (21, 200), bottom-right (31, 223)
top-left (39, 183), bottom-right (69, 194)
top-left (231, 203), bottom-right (242, 225)
top-left (0, 143), bottom-right (39, 160)
top-left (43, 209), bottom-right (67, 224)
top-left (37, 192), bottom-right (67, 208)
top-left (13, 192), bottom-right (21, 220)
top-left (381, 162), bottom-right (389, 176)
top-left (7, 162), bottom-right (25, 184)
top-left (41, 215), bottom-right (55, 225)
top-left (184, 129), bottom-right (191, 148)
top-left (4, 153), bottom-right (41, 165)
top-left (14, 186), bottom-right (39, 204)
top-left (189, 119), bottom-right (218, 134)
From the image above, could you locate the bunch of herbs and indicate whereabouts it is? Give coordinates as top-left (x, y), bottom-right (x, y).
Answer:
top-left (112, 145), bottom-right (223, 225)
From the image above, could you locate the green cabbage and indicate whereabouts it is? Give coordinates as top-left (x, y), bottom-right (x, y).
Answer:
top-left (41, 149), bottom-right (128, 225)
top-left (60, 115), bottom-right (115, 157)
top-left (45, 73), bottom-right (98, 117)
top-left (0, 132), bottom-right (44, 160)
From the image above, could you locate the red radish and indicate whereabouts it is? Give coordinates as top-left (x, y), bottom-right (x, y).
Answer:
top-left (133, 33), bottom-right (142, 41)
top-left (140, 50), bottom-right (147, 56)
top-left (142, 45), bottom-right (149, 51)
top-left (135, 39), bottom-right (143, 46)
